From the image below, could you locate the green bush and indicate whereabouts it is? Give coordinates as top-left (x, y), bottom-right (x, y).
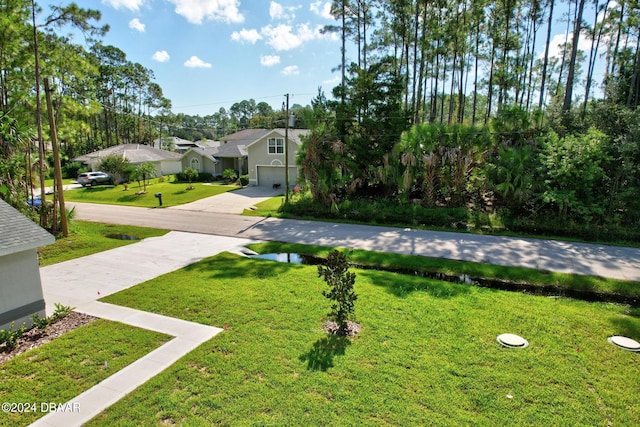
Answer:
top-left (239, 174), bottom-right (249, 186)
top-left (0, 322), bottom-right (26, 350)
top-left (174, 171), bottom-right (214, 183)
top-left (282, 196), bottom-right (469, 228)
top-left (62, 161), bottom-right (83, 179)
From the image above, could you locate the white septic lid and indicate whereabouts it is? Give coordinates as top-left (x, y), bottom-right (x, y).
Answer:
top-left (608, 336), bottom-right (640, 352)
top-left (497, 333), bottom-right (529, 348)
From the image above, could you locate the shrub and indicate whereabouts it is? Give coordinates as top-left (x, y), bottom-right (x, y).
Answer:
top-left (0, 322), bottom-right (26, 350)
top-left (318, 250), bottom-right (357, 335)
top-left (50, 303), bottom-right (74, 322)
top-left (62, 161), bottom-right (83, 179)
top-left (30, 313), bottom-right (49, 330)
top-left (223, 168), bottom-right (238, 183)
top-left (239, 174), bottom-right (249, 186)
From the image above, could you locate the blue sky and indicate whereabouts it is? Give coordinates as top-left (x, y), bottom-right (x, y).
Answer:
top-left (67, 1), bottom-right (607, 117)
top-left (71, 0), bottom-right (341, 115)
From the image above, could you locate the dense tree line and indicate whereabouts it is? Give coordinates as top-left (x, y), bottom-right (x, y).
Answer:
top-left (293, 0), bottom-right (640, 241)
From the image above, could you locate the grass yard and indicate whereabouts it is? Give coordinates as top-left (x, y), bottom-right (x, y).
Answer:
top-left (246, 242), bottom-right (640, 302)
top-left (0, 320), bottom-right (170, 427)
top-left (242, 195), bottom-right (284, 216)
top-left (63, 180), bottom-right (238, 208)
top-left (93, 252), bottom-right (640, 426)
top-left (38, 221), bottom-right (169, 266)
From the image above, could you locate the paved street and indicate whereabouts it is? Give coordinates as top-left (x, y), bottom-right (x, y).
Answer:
top-left (67, 201), bottom-right (640, 281)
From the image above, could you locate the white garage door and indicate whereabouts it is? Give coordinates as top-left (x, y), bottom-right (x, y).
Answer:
top-left (257, 166), bottom-right (298, 187)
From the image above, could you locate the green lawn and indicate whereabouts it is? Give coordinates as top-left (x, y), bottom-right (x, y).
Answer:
top-left (91, 252), bottom-right (640, 426)
top-left (38, 221), bottom-right (169, 266)
top-left (0, 320), bottom-right (170, 427)
top-left (246, 242), bottom-right (640, 302)
top-left (63, 180), bottom-right (238, 208)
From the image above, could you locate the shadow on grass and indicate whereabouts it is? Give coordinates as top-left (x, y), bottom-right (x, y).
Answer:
top-left (182, 253), bottom-right (298, 280)
top-left (358, 269), bottom-right (471, 299)
top-left (299, 335), bottom-right (351, 371)
top-left (610, 315), bottom-right (640, 338)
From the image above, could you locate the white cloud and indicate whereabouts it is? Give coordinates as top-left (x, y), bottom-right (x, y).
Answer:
top-left (184, 56), bottom-right (212, 68)
top-left (169, 0), bottom-right (244, 25)
top-left (544, 33), bottom-right (595, 61)
top-left (129, 18), bottom-right (145, 32)
top-left (102, 0), bottom-right (146, 10)
top-left (261, 23), bottom-right (322, 51)
top-left (323, 75), bottom-right (340, 85)
top-left (310, 1), bottom-right (333, 19)
top-left (270, 1), bottom-right (298, 21)
top-left (260, 55), bottom-right (281, 66)
top-left (152, 50), bottom-right (170, 62)
top-left (282, 65), bottom-right (299, 76)
top-left (231, 28), bottom-right (262, 44)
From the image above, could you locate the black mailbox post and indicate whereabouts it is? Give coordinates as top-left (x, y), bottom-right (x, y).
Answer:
top-left (154, 192), bottom-right (162, 206)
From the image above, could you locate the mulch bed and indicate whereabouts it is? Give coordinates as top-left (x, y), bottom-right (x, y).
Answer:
top-left (0, 312), bottom-right (97, 364)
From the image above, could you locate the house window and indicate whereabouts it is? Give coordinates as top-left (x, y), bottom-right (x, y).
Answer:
top-left (268, 138), bottom-right (284, 154)
top-left (190, 157), bottom-right (201, 172)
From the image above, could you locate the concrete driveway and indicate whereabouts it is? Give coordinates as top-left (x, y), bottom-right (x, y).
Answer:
top-left (168, 185), bottom-right (283, 214)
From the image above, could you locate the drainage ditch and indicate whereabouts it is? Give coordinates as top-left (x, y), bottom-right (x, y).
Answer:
top-left (250, 252), bottom-right (639, 307)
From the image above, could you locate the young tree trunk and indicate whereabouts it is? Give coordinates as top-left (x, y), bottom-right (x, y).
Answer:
top-left (563, 0), bottom-right (586, 113)
top-left (539, 0), bottom-right (555, 110)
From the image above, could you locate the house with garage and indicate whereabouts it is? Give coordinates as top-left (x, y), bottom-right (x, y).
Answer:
top-left (181, 128), bottom-right (309, 186)
top-left (74, 144), bottom-right (183, 176)
top-left (0, 199), bottom-right (54, 331)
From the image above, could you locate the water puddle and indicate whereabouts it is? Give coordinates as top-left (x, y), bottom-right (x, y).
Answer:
top-left (251, 253), bottom-right (639, 307)
top-left (105, 234), bottom-right (140, 240)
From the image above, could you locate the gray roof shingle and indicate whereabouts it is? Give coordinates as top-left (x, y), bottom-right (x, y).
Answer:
top-left (0, 199), bottom-right (55, 256)
top-left (74, 144), bottom-right (182, 164)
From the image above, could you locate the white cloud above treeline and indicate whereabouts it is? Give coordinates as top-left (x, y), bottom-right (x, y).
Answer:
top-left (169, 0), bottom-right (244, 24)
top-left (152, 50), bottom-right (170, 62)
top-left (231, 28), bottom-right (262, 44)
top-left (310, 1), bottom-right (333, 19)
top-left (260, 55), bottom-right (280, 66)
top-left (103, 0), bottom-right (146, 10)
top-left (184, 56), bottom-right (212, 68)
top-left (129, 18), bottom-right (145, 32)
top-left (281, 65), bottom-right (299, 76)
top-left (270, 1), bottom-right (298, 21)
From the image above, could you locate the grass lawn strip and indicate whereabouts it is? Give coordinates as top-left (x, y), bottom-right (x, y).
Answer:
top-left (0, 320), bottom-right (170, 427)
top-left (246, 241), bottom-right (640, 301)
top-left (93, 252), bottom-right (640, 426)
top-left (64, 180), bottom-right (238, 208)
top-left (38, 221), bottom-right (169, 266)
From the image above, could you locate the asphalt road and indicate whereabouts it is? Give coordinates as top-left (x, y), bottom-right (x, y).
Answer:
top-left (67, 201), bottom-right (640, 281)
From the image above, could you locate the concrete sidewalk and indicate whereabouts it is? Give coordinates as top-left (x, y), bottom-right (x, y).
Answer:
top-left (34, 232), bottom-right (256, 427)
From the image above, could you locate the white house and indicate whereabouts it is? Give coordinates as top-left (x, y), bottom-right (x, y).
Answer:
top-left (0, 200), bottom-right (54, 331)
top-left (74, 144), bottom-right (183, 176)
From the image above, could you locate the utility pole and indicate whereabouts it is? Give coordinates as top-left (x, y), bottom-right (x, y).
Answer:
top-left (284, 93), bottom-right (290, 204)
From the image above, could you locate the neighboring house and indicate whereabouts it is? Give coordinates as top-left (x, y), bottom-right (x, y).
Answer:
top-left (74, 144), bottom-right (183, 176)
top-left (181, 128), bottom-right (310, 186)
top-left (0, 199), bottom-right (54, 331)
top-left (181, 138), bottom-right (248, 177)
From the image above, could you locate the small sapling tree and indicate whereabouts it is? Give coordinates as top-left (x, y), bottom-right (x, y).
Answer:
top-left (318, 250), bottom-right (358, 335)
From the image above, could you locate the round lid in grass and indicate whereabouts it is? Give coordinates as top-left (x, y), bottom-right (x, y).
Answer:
top-left (497, 333), bottom-right (529, 348)
top-left (608, 336), bottom-right (640, 352)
